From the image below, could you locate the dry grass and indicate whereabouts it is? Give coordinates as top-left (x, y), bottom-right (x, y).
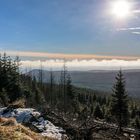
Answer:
top-left (0, 118), bottom-right (56, 140)
top-left (10, 98), bottom-right (26, 108)
top-left (0, 117), bottom-right (17, 126)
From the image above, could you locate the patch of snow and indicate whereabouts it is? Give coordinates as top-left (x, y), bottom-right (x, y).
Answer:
top-left (0, 107), bottom-right (65, 140)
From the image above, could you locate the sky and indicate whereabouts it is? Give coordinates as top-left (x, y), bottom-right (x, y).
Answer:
top-left (0, 0), bottom-right (140, 70)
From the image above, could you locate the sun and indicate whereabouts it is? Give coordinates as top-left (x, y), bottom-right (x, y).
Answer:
top-left (111, 0), bottom-right (131, 19)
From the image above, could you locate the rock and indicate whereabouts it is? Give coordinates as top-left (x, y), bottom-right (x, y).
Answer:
top-left (0, 107), bottom-right (66, 140)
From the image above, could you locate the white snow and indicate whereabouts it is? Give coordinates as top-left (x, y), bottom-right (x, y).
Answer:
top-left (0, 107), bottom-right (65, 140)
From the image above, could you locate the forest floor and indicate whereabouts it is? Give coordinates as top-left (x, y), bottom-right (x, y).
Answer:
top-left (45, 110), bottom-right (139, 140)
top-left (0, 106), bottom-right (139, 140)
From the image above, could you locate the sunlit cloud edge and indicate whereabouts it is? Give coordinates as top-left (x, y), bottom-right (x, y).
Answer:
top-left (1, 50), bottom-right (139, 61)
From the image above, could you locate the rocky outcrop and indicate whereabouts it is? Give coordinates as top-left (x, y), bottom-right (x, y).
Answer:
top-left (0, 107), bottom-right (67, 140)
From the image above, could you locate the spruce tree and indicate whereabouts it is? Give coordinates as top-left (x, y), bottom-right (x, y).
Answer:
top-left (49, 69), bottom-right (55, 105)
top-left (66, 74), bottom-right (74, 100)
top-left (135, 117), bottom-right (140, 129)
top-left (61, 62), bottom-right (67, 112)
top-left (111, 70), bottom-right (129, 132)
top-left (0, 88), bottom-right (9, 106)
top-left (94, 104), bottom-right (103, 119)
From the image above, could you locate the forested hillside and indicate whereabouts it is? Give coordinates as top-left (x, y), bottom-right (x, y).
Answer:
top-left (0, 53), bottom-right (140, 139)
top-left (29, 69), bottom-right (140, 98)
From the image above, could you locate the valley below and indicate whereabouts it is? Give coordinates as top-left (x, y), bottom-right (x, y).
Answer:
top-left (30, 69), bottom-right (140, 98)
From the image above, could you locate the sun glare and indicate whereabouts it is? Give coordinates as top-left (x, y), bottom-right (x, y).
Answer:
top-left (111, 0), bottom-right (131, 19)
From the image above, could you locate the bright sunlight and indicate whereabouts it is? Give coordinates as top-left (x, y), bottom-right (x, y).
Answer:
top-left (111, 0), bottom-right (131, 19)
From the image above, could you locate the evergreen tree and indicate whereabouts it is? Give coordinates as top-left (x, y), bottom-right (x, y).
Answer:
top-left (61, 62), bottom-right (67, 112)
top-left (131, 107), bottom-right (137, 119)
top-left (66, 74), bottom-right (74, 100)
top-left (135, 117), bottom-right (140, 129)
top-left (34, 88), bottom-right (42, 105)
top-left (0, 88), bottom-right (9, 106)
top-left (0, 53), bottom-right (22, 102)
top-left (49, 69), bottom-right (55, 105)
top-left (90, 105), bottom-right (94, 115)
top-left (38, 62), bottom-right (43, 90)
top-left (111, 70), bottom-right (129, 132)
top-left (94, 104), bottom-right (103, 119)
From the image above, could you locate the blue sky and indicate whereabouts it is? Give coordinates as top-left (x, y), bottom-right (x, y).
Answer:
top-left (0, 0), bottom-right (140, 56)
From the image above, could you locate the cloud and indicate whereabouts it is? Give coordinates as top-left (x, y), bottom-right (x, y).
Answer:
top-left (1, 51), bottom-right (140, 71)
top-left (2, 50), bottom-right (139, 61)
top-left (117, 27), bottom-right (140, 31)
top-left (132, 31), bottom-right (140, 35)
top-left (133, 10), bottom-right (140, 14)
top-left (20, 59), bottom-right (140, 71)
top-left (117, 27), bottom-right (140, 35)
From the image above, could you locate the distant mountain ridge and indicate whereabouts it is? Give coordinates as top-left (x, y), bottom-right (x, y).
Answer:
top-left (28, 69), bottom-right (140, 98)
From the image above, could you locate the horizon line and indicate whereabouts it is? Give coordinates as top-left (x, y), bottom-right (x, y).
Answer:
top-left (1, 50), bottom-right (140, 60)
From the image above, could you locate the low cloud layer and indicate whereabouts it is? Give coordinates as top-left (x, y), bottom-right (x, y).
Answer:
top-left (20, 59), bottom-right (140, 71)
top-left (1, 51), bottom-right (140, 71)
top-left (4, 50), bottom-right (140, 60)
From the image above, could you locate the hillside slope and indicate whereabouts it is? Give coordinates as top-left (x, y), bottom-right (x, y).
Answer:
top-left (29, 69), bottom-right (140, 97)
